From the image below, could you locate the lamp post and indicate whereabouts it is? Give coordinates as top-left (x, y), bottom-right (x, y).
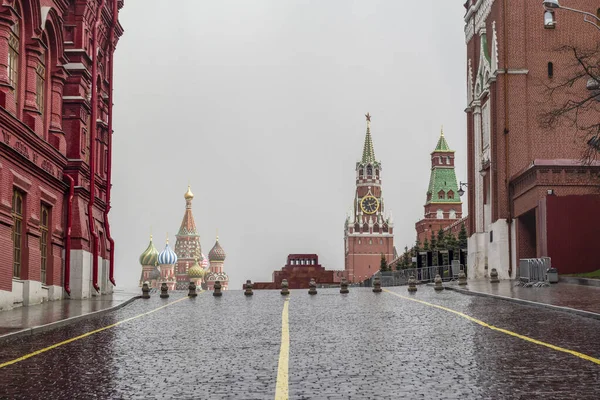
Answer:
top-left (458, 181), bottom-right (468, 197)
top-left (542, 0), bottom-right (600, 31)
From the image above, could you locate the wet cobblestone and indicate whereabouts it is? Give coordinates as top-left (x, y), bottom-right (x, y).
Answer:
top-left (0, 288), bottom-right (599, 399)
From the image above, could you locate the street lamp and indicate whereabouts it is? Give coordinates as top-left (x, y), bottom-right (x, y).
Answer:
top-left (543, 0), bottom-right (559, 8)
top-left (542, 0), bottom-right (600, 31)
top-left (458, 181), bottom-right (468, 197)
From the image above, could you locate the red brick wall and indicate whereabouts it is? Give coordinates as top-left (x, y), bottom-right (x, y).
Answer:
top-left (347, 235), bottom-right (393, 282)
top-left (466, 1), bottom-right (599, 229)
top-left (0, 1), bottom-right (122, 292)
top-left (0, 224), bottom-right (12, 291)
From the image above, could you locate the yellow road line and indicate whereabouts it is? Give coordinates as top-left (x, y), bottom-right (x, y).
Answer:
top-left (0, 293), bottom-right (199, 369)
top-left (383, 288), bottom-right (600, 365)
top-left (274, 297), bottom-right (290, 400)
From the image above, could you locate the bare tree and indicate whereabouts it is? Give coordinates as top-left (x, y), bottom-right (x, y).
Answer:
top-left (540, 44), bottom-right (600, 163)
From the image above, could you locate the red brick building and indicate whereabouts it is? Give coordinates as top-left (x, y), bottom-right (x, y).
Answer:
top-left (0, 0), bottom-right (124, 310)
top-left (343, 114), bottom-right (394, 283)
top-left (463, 0), bottom-right (600, 279)
top-left (254, 254), bottom-right (345, 290)
top-left (415, 129), bottom-right (463, 246)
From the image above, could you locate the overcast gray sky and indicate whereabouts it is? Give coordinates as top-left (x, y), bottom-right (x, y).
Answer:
top-left (111, 0), bottom-right (468, 290)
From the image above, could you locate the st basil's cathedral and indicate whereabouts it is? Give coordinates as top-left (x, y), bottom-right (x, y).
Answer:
top-left (138, 186), bottom-right (229, 291)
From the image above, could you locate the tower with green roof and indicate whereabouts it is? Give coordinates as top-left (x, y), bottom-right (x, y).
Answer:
top-left (415, 128), bottom-right (463, 246)
top-left (344, 113), bottom-right (395, 284)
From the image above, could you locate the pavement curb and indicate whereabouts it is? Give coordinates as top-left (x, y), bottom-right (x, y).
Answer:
top-left (443, 285), bottom-right (600, 321)
top-left (0, 295), bottom-right (141, 343)
top-left (559, 276), bottom-right (600, 287)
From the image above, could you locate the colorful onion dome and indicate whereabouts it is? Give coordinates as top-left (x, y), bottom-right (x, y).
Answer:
top-left (139, 235), bottom-right (159, 266)
top-left (158, 240), bottom-right (178, 265)
top-left (149, 267), bottom-right (161, 280)
top-left (209, 237), bottom-right (226, 261)
top-left (184, 185), bottom-right (194, 200)
top-left (188, 259), bottom-right (205, 278)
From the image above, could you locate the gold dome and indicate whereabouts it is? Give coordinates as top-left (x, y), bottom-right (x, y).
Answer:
top-left (188, 259), bottom-right (205, 278)
top-left (184, 185), bottom-right (194, 200)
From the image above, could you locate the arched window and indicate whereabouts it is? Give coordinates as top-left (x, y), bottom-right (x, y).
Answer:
top-left (449, 210), bottom-right (456, 219)
top-left (369, 239), bottom-right (373, 245)
top-left (367, 165), bottom-right (372, 176)
top-left (12, 189), bottom-right (24, 278)
top-left (40, 204), bottom-right (50, 284)
top-left (8, 3), bottom-right (21, 110)
top-left (447, 190), bottom-right (454, 200)
top-left (548, 62), bottom-right (553, 79)
top-left (436, 209), bottom-right (444, 219)
top-left (438, 190), bottom-right (445, 200)
top-left (358, 239), bottom-right (361, 245)
top-left (544, 10), bottom-right (556, 28)
top-left (36, 35), bottom-right (48, 120)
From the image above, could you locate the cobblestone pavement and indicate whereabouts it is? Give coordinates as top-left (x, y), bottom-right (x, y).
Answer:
top-left (0, 288), bottom-right (599, 399)
top-left (448, 280), bottom-right (600, 314)
top-left (0, 289), bottom-right (139, 335)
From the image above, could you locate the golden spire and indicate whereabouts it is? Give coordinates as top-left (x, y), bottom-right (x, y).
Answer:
top-left (216, 228), bottom-right (219, 241)
top-left (184, 185), bottom-right (194, 200)
top-left (441, 125), bottom-right (444, 136)
top-left (362, 112), bottom-right (376, 164)
top-left (166, 232), bottom-right (169, 244)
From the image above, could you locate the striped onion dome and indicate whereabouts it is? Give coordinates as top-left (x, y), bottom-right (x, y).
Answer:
top-left (201, 254), bottom-right (208, 268)
top-left (208, 237), bottom-right (226, 262)
top-left (188, 259), bottom-right (205, 278)
top-left (139, 236), bottom-right (159, 266)
top-left (158, 241), bottom-right (178, 265)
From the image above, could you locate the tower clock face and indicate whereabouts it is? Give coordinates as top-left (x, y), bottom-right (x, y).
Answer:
top-left (360, 196), bottom-right (379, 214)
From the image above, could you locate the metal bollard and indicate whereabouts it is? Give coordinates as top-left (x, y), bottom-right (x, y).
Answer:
top-left (160, 282), bottom-right (169, 298)
top-left (458, 270), bottom-right (467, 286)
top-left (244, 280), bottom-right (254, 296)
top-left (434, 274), bottom-right (444, 291)
top-left (280, 279), bottom-right (290, 296)
top-left (490, 268), bottom-right (499, 283)
top-left (188, 281), bottom-right (197, 297)
top-left (213, 280), bottom-right (223, 297)
top-left (308, 278), bottom-right (317, 295)
top-left (142, 282), bottom-right (151, 299)
top-left (372, 276), bottom-right (382, 293)
top-left (340, 278), bottom-right (349, 294)
top-left (407, 275), bottom-right (417, 292)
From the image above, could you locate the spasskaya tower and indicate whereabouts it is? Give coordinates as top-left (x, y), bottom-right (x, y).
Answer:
top-left (344, 114), bottom-right (395, 283)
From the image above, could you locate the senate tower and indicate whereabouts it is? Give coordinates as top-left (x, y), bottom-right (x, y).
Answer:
top-left (344, 114), bottom-right (395, 283)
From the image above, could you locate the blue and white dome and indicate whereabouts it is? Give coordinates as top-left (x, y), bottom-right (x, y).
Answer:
top-left (158, 242), bottom-right (178, 265)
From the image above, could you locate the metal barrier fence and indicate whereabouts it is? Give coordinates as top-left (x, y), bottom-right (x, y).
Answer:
top-left (519, 257), bottom-right (551, 283)
top-left (362, 264), bottom-right (466, 287)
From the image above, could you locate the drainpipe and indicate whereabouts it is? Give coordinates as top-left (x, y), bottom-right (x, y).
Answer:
top-left (89, 0), bottom-right (106, 293)
top-left (103, 0), bottom-right (118, 287)
top-left (503, 0), bottom-right (513, 278)
top-left (64, 174), bottom-right (74, 296)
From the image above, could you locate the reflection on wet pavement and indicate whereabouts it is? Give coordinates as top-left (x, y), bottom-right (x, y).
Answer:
top-left (0, 288), bottom-right (598, 399)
